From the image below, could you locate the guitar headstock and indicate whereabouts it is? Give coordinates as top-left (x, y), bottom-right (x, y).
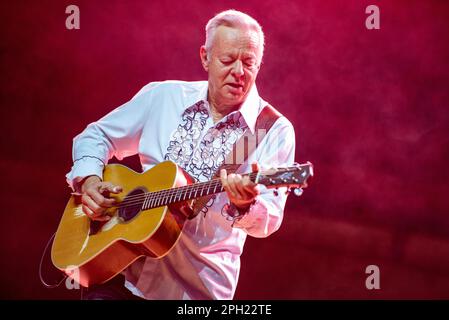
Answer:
top-left (256, 161), bottom-right (314, 196)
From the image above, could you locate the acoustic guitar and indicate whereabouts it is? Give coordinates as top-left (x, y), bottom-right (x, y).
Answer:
top-left (51, 160), bottom-right (313, 287)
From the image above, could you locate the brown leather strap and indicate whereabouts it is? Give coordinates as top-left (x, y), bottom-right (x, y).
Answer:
top-left (191, 104), bottom-right (282, 217)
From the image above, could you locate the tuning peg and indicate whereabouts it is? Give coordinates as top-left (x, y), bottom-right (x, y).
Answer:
top-left (292, 187), bottom-right (303, 197)
top-left (273, 188), bottom-right (279, 196)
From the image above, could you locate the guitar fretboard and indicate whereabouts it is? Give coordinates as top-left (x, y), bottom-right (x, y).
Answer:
top-left (136, 172), bottom-right (259, 210)
top-left (116, 164), bottom-right (310, 211)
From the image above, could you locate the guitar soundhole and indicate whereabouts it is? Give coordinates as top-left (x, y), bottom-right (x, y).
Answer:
top-left (118, 187), bottom-right (146, 222)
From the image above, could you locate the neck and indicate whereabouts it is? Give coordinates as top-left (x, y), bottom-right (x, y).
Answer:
top-left (207, 92), bottom-right (241, 123)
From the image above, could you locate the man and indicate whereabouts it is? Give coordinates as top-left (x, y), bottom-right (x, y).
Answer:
top-left (67, 9), bottom-right (295, 300)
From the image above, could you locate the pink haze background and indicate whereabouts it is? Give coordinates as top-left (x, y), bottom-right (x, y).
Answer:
top-left (0, 0), bottom-right (448, 299)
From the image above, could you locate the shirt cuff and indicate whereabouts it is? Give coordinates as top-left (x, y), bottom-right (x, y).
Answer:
top-left (66, 156), bottom-right (105, 192)
top-left (221, 198), bottom-right (258, 226)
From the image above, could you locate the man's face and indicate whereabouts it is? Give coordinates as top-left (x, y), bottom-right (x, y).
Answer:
top-left (201, 25), bottom-right (262, 109)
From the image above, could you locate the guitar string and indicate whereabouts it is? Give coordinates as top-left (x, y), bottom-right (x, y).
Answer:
top-left (113, 176), bottom-right (250, 210)
top-left (113, 166), bottom-right (297, 203)
top-left (78, 167), bottom-right (302, 212)
top-left (117, 171), bottom-right (261, 202)
top-left (113, 172), bottom-right (258, 206)
top-left (105, 167), bottom-right (302, 210)
top-left (111, 167), bottom-right (302, 210)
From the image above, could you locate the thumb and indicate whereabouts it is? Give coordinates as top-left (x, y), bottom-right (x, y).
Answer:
top-left (251, 161), bottom-right (260, 173)
top-left (111, 185), bottom-right (123, 193)
top-left (100, 182), bottom-right (123, 194)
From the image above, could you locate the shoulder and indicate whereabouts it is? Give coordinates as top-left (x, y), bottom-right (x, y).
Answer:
top-left (132, 80), bottom-right (207, 99)
top-left (260, 102), bottom-right (295, 135)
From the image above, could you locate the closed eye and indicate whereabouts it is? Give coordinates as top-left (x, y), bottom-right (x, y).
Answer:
top-left (244, 59), bottom-right (257, 68)
top-left (221, 60), bottom-right (233, 65)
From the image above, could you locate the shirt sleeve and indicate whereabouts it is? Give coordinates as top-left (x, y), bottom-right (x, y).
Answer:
top-left (230, 118), bottom-right (296, 238)
top-left (65, 88), bottom-right (154, 191)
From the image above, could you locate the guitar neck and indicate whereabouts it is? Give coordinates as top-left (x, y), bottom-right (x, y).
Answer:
top-left (139, 172), bottom-right (258, 210)
top-left (119, 163), bottom-right (312, 211)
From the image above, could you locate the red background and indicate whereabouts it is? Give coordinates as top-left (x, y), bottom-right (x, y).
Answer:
top-left (1, 0), bottom-right (449, 299)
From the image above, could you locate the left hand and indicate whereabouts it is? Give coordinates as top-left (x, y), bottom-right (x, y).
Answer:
top-left (220, 162), bottom-right (260, 210)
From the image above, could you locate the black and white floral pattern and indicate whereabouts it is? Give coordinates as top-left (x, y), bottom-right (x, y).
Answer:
top-left (164, 100), bottom-right (247, 216)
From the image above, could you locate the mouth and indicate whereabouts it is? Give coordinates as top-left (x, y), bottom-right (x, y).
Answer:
top-left (226, 83), bottom-right (244, 89)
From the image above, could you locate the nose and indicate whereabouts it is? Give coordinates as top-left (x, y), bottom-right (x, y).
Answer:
top-left (231, 60), bottom-right (244, 78)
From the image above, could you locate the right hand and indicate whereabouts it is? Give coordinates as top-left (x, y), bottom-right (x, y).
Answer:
top-left (80, 175), bottom-right (123, 221)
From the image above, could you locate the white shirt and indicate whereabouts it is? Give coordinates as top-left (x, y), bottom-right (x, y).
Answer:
top-left (66, 80), bottom-right (296, 299)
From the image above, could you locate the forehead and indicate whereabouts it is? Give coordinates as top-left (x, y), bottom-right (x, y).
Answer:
top-left (211, 25), bottom-right (261, 57)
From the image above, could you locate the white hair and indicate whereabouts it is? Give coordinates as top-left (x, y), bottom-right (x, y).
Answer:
top-left (205, 9), bottom-right (265, 61)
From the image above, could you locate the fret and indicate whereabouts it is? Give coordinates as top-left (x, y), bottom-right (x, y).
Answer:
top-left (174, 190), bottom-right (180, 202)
top-left (145, 194), bottom-right (151, 209)
top-left (205, 183), bottom-right (212, 196)
top-left (194, 185), bottom-right (199, 198)
top-left (180, 188), bottom-right (185, 201)
top-left (182, 187), bottom-right (189, 201)
top-left (214, 183), bottom-right (218, 193)
top-left (168, 190), bottom-right (175, 203)
top-left (155, 192), bottom-right (161, 207)
top-left (143, 193), bottom-right (150, 210)
top-left (189, 185), bottom-right (194, 200)
top-left (150, 193), bottom-right (156, 208)
top-left (147, 193), bottom-right (154, 208)
top-left (149, 193), bottom-right (155, 208)
top-left (160, 194), bottom-right (166, 207)
top-left (159, 192), bottom-right (166, 206)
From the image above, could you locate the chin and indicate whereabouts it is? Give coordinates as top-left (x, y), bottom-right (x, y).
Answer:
top-left (225, 97), bottom-right (244, 106)
top-left (227, 90), bottom-right (246, 99)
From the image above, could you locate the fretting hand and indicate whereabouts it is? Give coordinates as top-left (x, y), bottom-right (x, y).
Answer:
top-left (220, 162), bottom-right (260, 212)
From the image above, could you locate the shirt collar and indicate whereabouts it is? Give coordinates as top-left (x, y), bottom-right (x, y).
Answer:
top-left (237, 84), bottom-right (260, 134)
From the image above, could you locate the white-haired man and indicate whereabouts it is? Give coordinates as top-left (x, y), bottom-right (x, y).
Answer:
top-left (67, 9), bottom-right (295, 299)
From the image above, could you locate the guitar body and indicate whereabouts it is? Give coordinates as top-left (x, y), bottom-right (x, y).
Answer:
top-left (51, 161), bottom-right (194, 287)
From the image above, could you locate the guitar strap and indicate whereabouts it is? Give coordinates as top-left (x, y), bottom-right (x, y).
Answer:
top-left (191, 104), bottom-right (283, 217)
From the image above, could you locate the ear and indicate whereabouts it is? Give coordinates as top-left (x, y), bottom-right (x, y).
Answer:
top-left (200, 45), bottom-right (209, 72)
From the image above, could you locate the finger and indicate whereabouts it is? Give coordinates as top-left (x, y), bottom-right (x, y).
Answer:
top-left (87, 188), bottom-right (116, 208)
top-left (92, 214), bottom-right (111, 222)
top-left (234, 175), bottom-right (259, 200)
top-left (251, 161), bottom-right (260, 173)
top-left (241, 174), bottom-right (257, 187)
top-left (82, 201), bottom-right (111, 221)
top-left (241, 176), bottom-right (260, 197)
top-left (82, 194), bottom-right (106, 217)
top-left (220, 169), bottom-right (231, 194)
top-left (82, 204), bottom-right (95, 218)
top-left (81, 202), bottom-right (110, 221)
top-left (232, 174), bottom-right (246, 198)
top-left (220, 169), bottom-right (228, 182)
top-left (228, 174), bottom-right (245, 199)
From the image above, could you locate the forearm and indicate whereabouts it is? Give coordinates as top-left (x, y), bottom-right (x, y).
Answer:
top-left (66, 125), bottom-right (112, 191)
top-left (66, 88), bottom-right (153, 191)
top-left (229, 189), bottom-right (286, 238)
